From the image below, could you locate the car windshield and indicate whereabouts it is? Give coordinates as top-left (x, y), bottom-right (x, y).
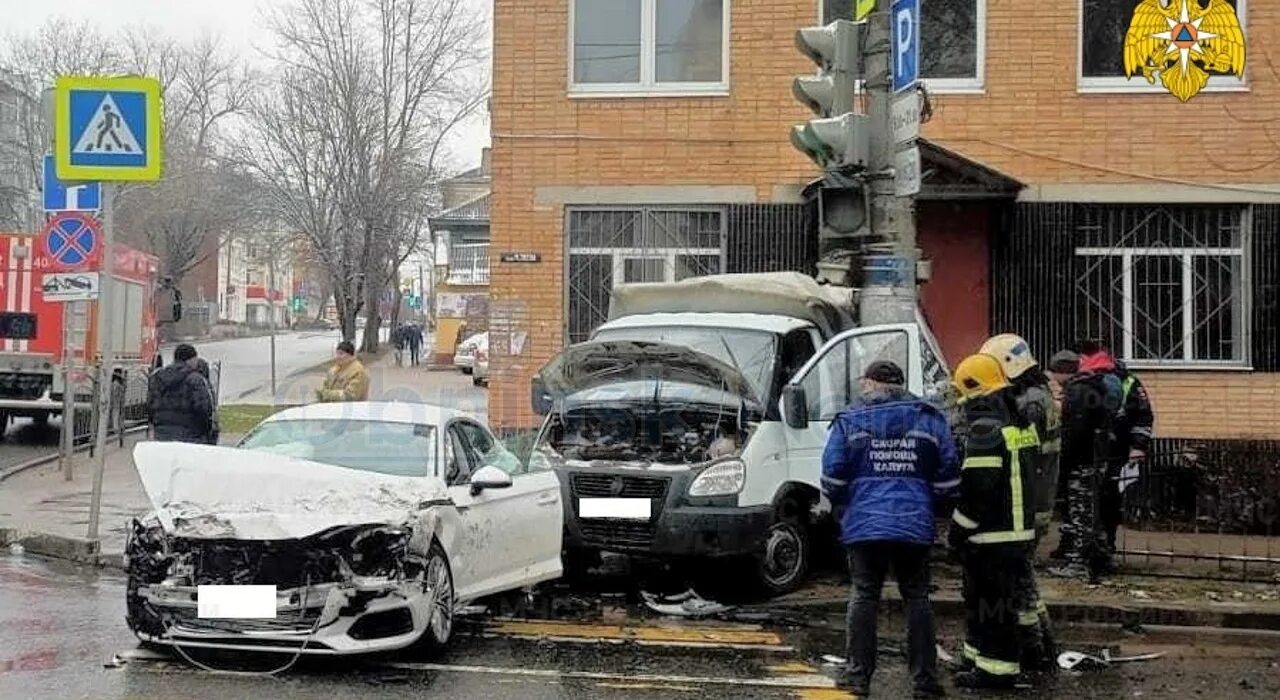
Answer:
top-left (590, 325), bottom-right (778, 401)
top-left (240, 419), bottom-right (435, 477)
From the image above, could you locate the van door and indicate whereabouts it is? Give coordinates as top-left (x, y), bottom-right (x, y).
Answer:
top-left (779, 324), bottom-right (923, 493)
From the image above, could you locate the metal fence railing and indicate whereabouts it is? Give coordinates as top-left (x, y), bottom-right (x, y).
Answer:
top-left (1108, 440), bottom-right (1280, 580)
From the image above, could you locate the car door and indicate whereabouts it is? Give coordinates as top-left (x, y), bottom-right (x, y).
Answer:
top-left (780, 324), bottom-right (923, 493)
top-left (438, 424), bottom-right (493, 598)
top-left (447, 419), bottom-right (563, 600)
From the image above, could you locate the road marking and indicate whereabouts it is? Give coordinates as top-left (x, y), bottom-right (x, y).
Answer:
top-left (792, 690), bottom-right (856, 700)
top-left (484, 619), bottom-right (792, 651)
top-left (597, 681), bottom-right (702, 692)
top-left (383, 661), bottom-right (838, 690)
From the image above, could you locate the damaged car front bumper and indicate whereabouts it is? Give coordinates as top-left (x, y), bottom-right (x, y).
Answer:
top-left (133, 575), bottom-right (433, 655)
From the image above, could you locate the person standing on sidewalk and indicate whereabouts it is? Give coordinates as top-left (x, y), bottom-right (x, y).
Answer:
top-left (147, 344), bottom-right (215, 443)
top-left (408, 323), bottom-right (425, 367)
top-left (822, 360), bottom-right (956, 699)
top-left (1046, 350), bottom-right (1113, 582)
top-left (978, 334), bottom-right (1059, 670)
top-left (947, 354), bottom-right (1039, 690)
top-left (315, 341), bottom-right (370, 402)
top-left (1078, 341), bottom-right (1153, 573)
top-left (392, 324), bottom-right (407, 367)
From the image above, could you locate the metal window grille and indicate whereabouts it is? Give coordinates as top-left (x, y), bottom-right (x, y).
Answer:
top-left (447, 243), bottom-right (491, 285)
top-left (565, 207), bottom-right (726, 343)
top-left (1072, 206), bottom-right (1248, 366)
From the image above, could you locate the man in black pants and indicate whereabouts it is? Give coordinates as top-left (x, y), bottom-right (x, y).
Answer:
top-left (822, 361), bottom-right (958, 698)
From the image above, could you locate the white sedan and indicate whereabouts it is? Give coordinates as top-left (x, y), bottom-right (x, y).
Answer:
top-left (124, 402), bottom-right (563, 656)
top-left (454, 332), bottom-right (487, 374)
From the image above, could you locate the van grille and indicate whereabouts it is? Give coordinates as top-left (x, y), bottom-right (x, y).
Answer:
top-left (570, 474), bottom-right (668, 499)
top-left (578, 520), bottom-right (657, 549)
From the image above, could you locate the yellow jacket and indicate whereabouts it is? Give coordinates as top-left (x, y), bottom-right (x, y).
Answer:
top-left (316, 359), bottom-right (370, 402)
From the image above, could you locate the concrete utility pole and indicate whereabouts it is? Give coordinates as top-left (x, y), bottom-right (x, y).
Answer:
top-left (860, 0), bottom-right (921, 327)
top-left (791, 0), bottom-right (923, 326)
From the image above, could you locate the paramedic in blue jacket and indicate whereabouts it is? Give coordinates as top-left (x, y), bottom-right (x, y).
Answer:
top-left (822, 360), bottom-right (959, 699)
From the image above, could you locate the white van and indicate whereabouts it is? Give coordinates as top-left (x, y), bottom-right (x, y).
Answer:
top-left (530, 273), bottom-right (951, 594)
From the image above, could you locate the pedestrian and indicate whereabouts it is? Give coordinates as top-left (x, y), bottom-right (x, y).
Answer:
top-left (147, 344), bottom-right (215, 443)
top-left (409, 323), bottom-right (425, 366)
top-left (978, 335), bottom-right (1060, 671)
top-left (1045, 350), bottom-right (1113, 582)
top-left (392, 323), bottom-right (406, 367)
top-left (1078, 341), bottom-right (1154, 573)
top-left (822, 360), bottom-right (955, 699)
top-left (947, 354), bottom-right (1039, 690)
top-left (193, 358), bottom-right (221, 446)
top-left (315, 340), bottom-right (370, 402)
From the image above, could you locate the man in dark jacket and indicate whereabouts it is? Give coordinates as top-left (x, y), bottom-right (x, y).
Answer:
top-left (408, 323), bottom-right (425, 366)
top-left (1046, 350), bottom-right (1114, 582)
top-left (822, 361), bottom-right (957, 698)
top-left (147, 344), bottom-right (214, 443)
top-left (1078, 342), bottom-right (1154, 571)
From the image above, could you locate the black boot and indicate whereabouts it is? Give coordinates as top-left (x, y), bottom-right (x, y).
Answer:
top-left (953, 669), bottom-right (1018, 690)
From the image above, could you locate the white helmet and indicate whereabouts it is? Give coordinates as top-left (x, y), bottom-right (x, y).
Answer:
top-left (979, 333), bottom-right (1038, 380)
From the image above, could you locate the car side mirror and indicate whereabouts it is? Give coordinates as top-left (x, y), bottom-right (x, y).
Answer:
top-left (531, 377), bottom-right (553, 416)
top-left (782, 384), bottom-right (809, 429)
top-left (469, 465), bottom-right (513, 496)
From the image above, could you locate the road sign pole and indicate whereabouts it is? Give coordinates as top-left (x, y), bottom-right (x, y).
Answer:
top-left (86, 183), bottom-right (115, 543)
top-left (860, 0), bottom-right (920, 327)
top-left (60, 315), bottom-right (75, 481)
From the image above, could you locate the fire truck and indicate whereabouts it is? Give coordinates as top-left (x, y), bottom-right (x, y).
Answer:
top-left (0, 232), bottom-right (160, 431)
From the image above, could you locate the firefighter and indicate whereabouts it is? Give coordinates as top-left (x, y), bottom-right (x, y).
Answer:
top-left (1079, 341), bottom-right (1154, 573)
top-left (1045, 350), bottom-right (1113, 582)
top-left (948, 353), bottom-right (1040, 690)
top-left (978, 335), bottom-right (1059, 670)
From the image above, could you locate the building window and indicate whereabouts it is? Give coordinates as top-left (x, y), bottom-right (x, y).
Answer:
top-left (570, 0), bottom-right (728, 95)
top-left (1074, 206), bottom-right (1248, 367)
top-left (447, 242), bottom-right (491, 285)
top-left (1079, 0), bottom-right (1247, 91)
top-left (566, 207), bottom-right (725, 342)
top-left (823, 0), bottom-right (984, 91)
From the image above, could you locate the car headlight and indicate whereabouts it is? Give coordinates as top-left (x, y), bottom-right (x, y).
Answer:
top-left (688, 460), bottom-right (746, 497)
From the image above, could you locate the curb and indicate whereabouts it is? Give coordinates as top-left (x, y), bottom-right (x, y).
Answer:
top-left (761, 594), bottom-right (1280, 634)
top-left (1, 527), bottom-right (103, 567)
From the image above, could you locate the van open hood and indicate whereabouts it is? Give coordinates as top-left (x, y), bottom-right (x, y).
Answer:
top-left (537, 340), bottom-right (758, 405)
top-left (132, 442), bottom-right (449, 541)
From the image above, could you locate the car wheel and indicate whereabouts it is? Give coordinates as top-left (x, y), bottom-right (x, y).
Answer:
top-left (460, 367), bottom-right (473, 375)
top-left (472, 375), bottom-right (484, 387)
top-left (755, 505), bottom-right (810, 596)
top-left (420, 540), bottom-right (455, 651)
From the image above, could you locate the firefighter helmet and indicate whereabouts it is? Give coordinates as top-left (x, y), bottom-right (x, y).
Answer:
top-left (979, 333), bottom-right (1038, 380)
top-left (953, 353), bottom-right (1011, 400)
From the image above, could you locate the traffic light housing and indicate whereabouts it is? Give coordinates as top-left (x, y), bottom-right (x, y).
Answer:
top-left (791, 19), bottom-right (865, 172)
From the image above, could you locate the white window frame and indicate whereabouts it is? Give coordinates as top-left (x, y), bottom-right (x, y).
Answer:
top-left (1077, 0), bottom-right (1249, 93)
top-left (818, 0), bottom-right (986, 94)
top-left (1074, 241), bottom-right (1251, 369)
top-left (568, 0), bottom-right (731, 98)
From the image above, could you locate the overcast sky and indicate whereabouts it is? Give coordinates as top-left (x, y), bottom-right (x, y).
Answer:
top-left (7, 0), bottom-right (492, 171)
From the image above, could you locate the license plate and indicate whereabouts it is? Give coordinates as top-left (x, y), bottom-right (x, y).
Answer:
top-left (197, 585), bottom-right (277, 619)
top-left (579, 497), bottom-right (651, 520)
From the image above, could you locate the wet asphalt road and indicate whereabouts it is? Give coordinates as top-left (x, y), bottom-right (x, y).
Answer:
top-left (4, 554), bottom-right (1280, 700)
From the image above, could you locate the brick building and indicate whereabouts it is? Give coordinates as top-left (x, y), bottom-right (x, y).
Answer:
top-left (488, 0), bottom-right (1279, 449)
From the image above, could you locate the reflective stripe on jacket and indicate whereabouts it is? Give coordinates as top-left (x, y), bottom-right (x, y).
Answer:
top-left (951, 394), bottom-right (1039, 546)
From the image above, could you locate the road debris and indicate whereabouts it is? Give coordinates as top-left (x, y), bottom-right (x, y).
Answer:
top-left (641, 589), bottom-right (734, 618)
top-left (1058, 649), bottom-right (1166, 671)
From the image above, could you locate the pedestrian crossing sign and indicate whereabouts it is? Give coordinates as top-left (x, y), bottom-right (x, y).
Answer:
top-left (54, 76), bottom-right (163, 182)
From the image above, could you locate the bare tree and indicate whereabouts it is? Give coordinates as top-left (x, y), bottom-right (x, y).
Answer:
top-left (243, 0), bottom-right (486, 346)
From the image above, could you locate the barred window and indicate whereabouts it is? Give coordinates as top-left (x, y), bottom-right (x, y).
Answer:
top-left (566, 207), bottom-right (725, 342)
top-left (1074, 206), bottom-right (1248, 366)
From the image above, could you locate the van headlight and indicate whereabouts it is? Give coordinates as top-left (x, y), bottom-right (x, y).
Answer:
top-left (688, 460), bottom-right (745, 497)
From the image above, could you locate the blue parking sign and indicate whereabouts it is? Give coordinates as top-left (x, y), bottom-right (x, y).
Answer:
top-left (891, 0), bottom-right (920, 93)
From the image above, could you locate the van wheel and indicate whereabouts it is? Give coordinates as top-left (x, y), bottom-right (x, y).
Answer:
top-left (755, 504), bottom-right (810, 596)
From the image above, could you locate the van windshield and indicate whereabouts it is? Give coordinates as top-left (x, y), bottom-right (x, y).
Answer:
top-left (590, 325), bottom-right (778, 401)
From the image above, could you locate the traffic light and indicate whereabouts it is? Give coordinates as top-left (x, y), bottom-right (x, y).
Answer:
top-left (791, 19), bottom-right (866, 172)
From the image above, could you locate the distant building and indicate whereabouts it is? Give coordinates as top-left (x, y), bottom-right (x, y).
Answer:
top-left (427, 148), bottom-right (491, 363)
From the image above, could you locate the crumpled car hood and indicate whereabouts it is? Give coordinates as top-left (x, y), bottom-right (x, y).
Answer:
top-left (132, 442), bottom-right (449, 541)
top-left (536, 340), bottom-right (758, 404)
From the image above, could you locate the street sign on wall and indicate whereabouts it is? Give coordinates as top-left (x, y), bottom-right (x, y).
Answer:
top-left (54, 76), bottom-right (163, 182)
top-left (890, 0), bottom-right (920, 93)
